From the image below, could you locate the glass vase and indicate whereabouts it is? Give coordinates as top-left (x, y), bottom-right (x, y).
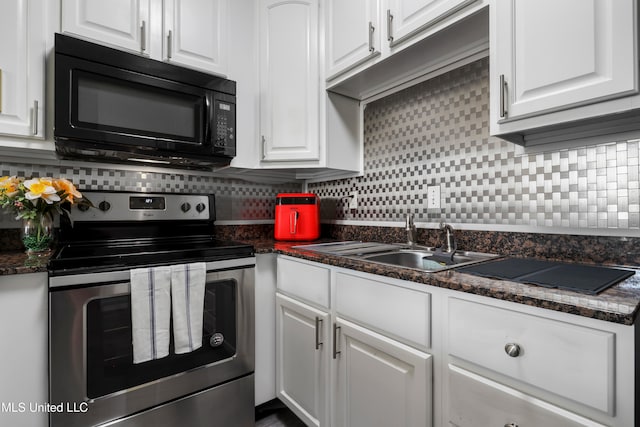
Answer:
top-left (21, 213), bottom-right (54, 254)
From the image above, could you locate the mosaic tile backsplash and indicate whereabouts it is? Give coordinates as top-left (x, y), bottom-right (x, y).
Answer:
top-left (0, 161), bottom-right (300, 224)
top-left (310, 57), bottom-right (640, 233)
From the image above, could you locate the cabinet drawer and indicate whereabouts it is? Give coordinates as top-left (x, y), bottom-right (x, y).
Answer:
top-left (448, 364), bottom-right (606, 427)
top-left (277, 257), bottom-right (330, 308)
top-left (336, 271), bottom-right (430, 349)
top-left (448, 298), bottom-right (614, 414)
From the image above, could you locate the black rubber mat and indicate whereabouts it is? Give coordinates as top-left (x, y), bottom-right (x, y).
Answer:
top-left (457, 258), bottom-right (635, 294)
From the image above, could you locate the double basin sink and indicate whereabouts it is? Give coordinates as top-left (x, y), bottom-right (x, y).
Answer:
top-left (294, 241), bottom-right (499, 273)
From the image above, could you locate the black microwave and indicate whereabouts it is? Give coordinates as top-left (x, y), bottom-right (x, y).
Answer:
top-left (54, 33), bottom-right (236, 169)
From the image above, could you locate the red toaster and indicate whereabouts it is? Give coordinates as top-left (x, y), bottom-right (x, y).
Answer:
top-left (274, 193), bottom-right (320, 241)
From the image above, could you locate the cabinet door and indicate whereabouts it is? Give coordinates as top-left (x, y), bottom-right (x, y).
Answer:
top-left (259, 0), bottom-right (320, 162)
top-left (0, 273), bottom-right (48, 427)
top-left (325, 0), bottom-right (380, 79)
top-left (333, 318), bottom-right (432, 427)
top-left (0, 0), bottom-right (45, 138)
top-left (385, 0), bottom-right (477, 48)
top-left (493, 0), bottom-right (636, 121)
top-left (448, 365), bottom-right (607, 427)
top-left (276, 293), bottom-right (329, 427)
top-left (61, 0), bottom-right (150, 54)
top-left (164, 0), bottom-right (227, 75)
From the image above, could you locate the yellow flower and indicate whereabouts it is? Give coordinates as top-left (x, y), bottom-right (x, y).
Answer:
top-left (53, 178), bottom-right (83, 204)
top-left (0, 176), bottom-right (21, 197)
top-left (24, 177), bottom-right (61, 205)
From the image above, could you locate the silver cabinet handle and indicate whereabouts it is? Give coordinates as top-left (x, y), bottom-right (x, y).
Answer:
top-left (368, 21), bottom-right (375, 53)
top-left (332, 323), bottom-right (341, 359)
top-left (140, 20), bottom-right (146, 52)
top-left (504, 423), bottom-right (519, 427)
top-left (504, 343), bottom-right (521, 357)
top-left (315, 317), bottom-right (323, 350)
top-left (499, 74), bottom-right (508, 118)
top-left (261, 135), bottom-right (266, 159)
top-left (31, 100), bottom-right (38, 135)
top-left (167, 30), bottom-right (173, 59)
top-left (386, 9), bottom-right (393, 43)
top-left (0, 68), bottom-right (3, 113)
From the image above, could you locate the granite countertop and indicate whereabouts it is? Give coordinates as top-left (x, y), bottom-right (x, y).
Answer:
top-left (246, 238), bottom-right (640, 326)
top-left (0, 251), bottom-right (51, 275)
top-left (2, 237), bottom-right (639, 325)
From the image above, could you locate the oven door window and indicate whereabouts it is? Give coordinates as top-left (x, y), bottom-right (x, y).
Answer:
top-left (72, 69), bottom-right (204, 145)
top-left (86, 279), bottom-right (236, 399)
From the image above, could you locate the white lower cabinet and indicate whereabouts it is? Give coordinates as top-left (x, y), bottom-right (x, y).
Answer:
top-left (333, 318), bottom-right (432, 427)
top-left (275, 255), bottom-right (433, 427)
top-left (276, 293), bottom-right (330, 427)
top-left (0, 273), bottom-right (48, 427)
top-left (448, 364), bottom-right (606, 427)
top-left (445, 295), bottom-right (636, 427)
top-left (274, 255), bottom-right (636, 426)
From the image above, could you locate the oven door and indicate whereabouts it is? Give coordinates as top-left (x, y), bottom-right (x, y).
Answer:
top-left (49, 259), bottom-right (254, 427)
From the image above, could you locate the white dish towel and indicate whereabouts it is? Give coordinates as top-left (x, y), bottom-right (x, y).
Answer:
top-left (171, 262), bottom-right (206, 354)
top-left (130, 266), bottom-right (172, 364)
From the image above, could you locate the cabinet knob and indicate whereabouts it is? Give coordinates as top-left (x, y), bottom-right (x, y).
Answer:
top-left (504, 343), bottom-right (521, 357)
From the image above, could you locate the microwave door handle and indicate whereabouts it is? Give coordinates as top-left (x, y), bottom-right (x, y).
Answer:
top-left (204, 96), bottom-right (212, 146)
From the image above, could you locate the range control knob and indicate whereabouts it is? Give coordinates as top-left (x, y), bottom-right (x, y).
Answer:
top-left (98, 201), bottom-right (111, 212)
top-left (77, 203), bottom-right (90, 212)
top-left (180, 202), bottom-right (191, 213)
top-left (195, 202), bottom-right (206, 213)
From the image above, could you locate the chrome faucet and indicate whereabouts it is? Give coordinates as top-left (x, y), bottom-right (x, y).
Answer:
top-left (406, 213), bottom-right (416, 248)
top-left (439, 222), bottom-right (456, 254)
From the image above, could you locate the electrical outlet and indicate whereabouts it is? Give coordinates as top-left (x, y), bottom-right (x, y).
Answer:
top-left (427, 185), bottom-right (440, 209)
top-left (348, 191), bottom-right (358, 210)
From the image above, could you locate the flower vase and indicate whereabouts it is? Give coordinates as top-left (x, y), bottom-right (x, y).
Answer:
top-left (21, 213), bottom-right (54, 254)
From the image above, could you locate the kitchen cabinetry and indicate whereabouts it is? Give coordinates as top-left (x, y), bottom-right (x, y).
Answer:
top-left (275, 256), bottom-right (433, 427)
top-left (325, 0), bottom-right (487, 90)
top-left (242, 0), bottom-right (362, 181)
top-left (259, 0), bottom-right (319, 162)
top-left (0, 273), bottom-right (48, 427)
top-left (448, 365), bottom-right (606, 427)
top-left (274, 253), bottom-right (636, 426)
top-left (489, 0), bottom-right (640, 145)
top-left (276, 256), bottom-right (331, 426)
top-left (61, 0), bottom-right (228, 75)
top-left (445, 296), bottom-right (636, 426)
top-left (325, 0), bottom-right (380, 80)
top-left (276, 293), bottom-right (330, 427)
top-left (61, 0), bottom-right (149, 55)
top-left (0, 0), bottom-right (45, 139)
top-left (333, 318), bottom-right (431, 427)
top-left (385, 0), bottom-right (479, 50)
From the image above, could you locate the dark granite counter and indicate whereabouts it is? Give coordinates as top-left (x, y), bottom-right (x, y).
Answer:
top-left (242, 238), bottom-right (640, 326)
top-left (0, 251), bottom-right (50, 275)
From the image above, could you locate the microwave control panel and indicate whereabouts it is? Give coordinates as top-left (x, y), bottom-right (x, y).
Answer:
top-left (214, 99), bottom-right (236, 156)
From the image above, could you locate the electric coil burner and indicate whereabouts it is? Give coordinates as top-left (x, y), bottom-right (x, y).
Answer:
top-left (48, 191), bottom-right (255, 427)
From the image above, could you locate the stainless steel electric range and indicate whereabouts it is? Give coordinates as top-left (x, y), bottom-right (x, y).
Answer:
top-left (48, 191), bottom-right (255, 427)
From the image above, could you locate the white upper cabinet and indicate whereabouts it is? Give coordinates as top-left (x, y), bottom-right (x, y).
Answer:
top-left (325, 0), bottom-right (487, 95)
top-left (61, 0), bottom-right (150, 54)
top-left (164, 0), bottom-right (227, 75)
top-left (259, 0), bottom-right (320, 162)
top-left (385, 0), bottom-right (478, 49)
top-left (0, 0), bottom-right (45, 139)
top-left (490, 0), bottom-right (638, 142)
top-left (325, 0), bottom-right (381, 80)
top-left (61, 0), bottom-right (228, 75)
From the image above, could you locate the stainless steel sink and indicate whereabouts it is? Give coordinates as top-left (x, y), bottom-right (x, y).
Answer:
top-left (293, 241), bottom-right (499, 272)
top-left (361, 248), bottom-right (499, 272)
